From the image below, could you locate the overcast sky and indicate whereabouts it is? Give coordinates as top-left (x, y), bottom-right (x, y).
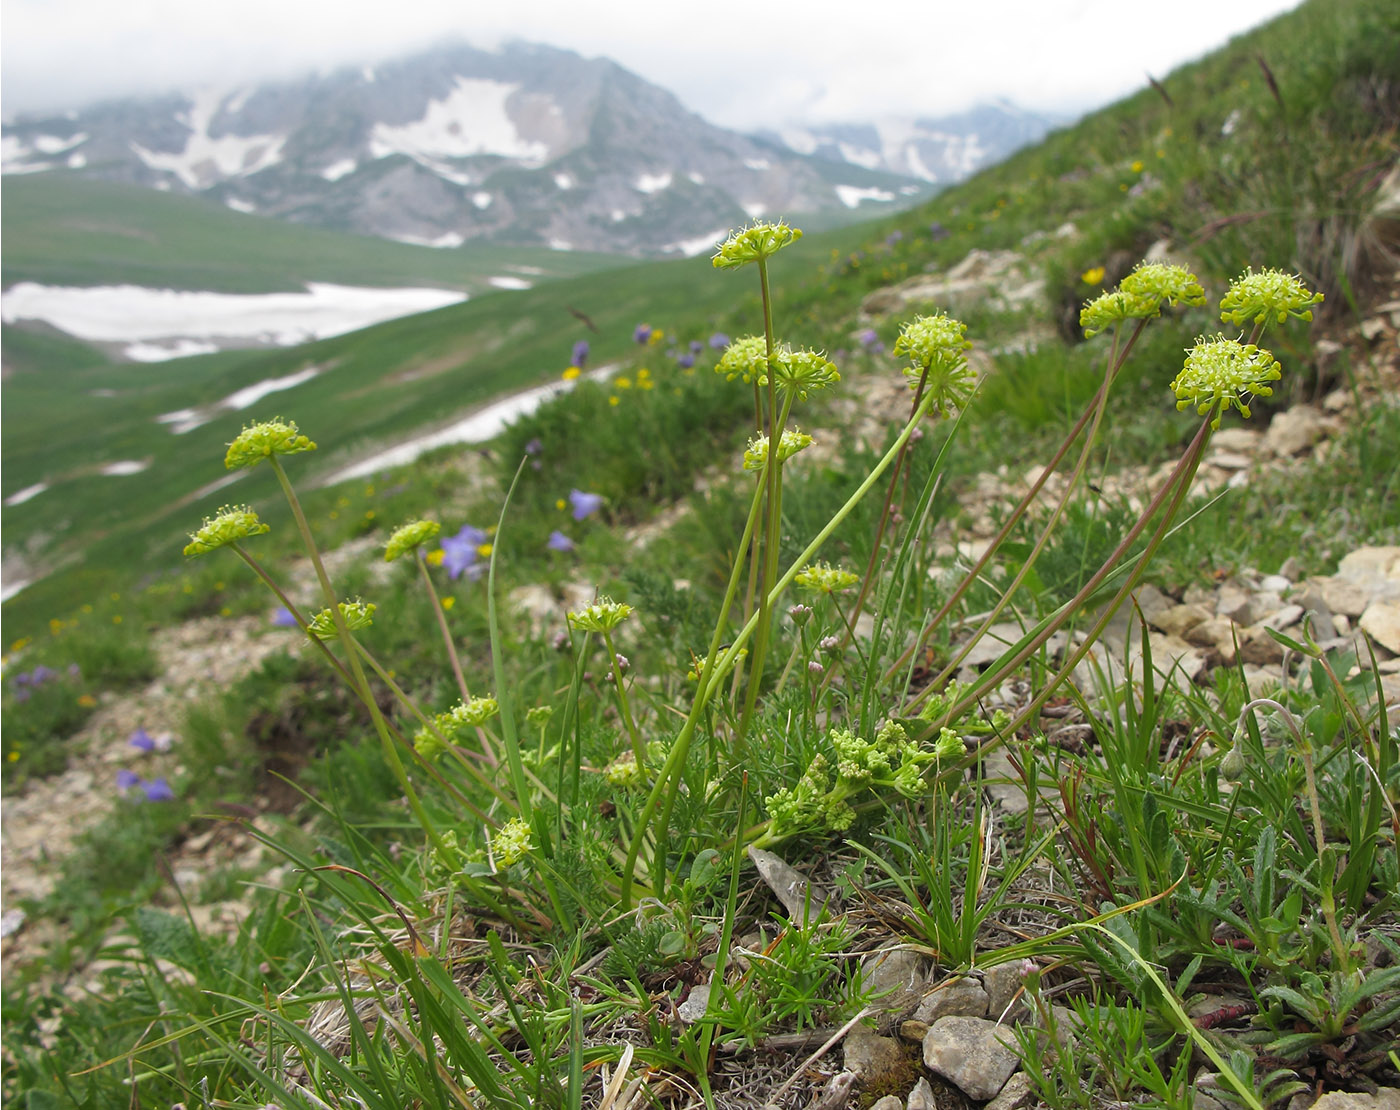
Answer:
top-left (3, 0), bottom-right (1305, 130)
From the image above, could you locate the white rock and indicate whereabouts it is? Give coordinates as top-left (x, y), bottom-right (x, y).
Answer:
top-left (1265, 405), bottom-right (1328, 457)
top-left (922, 1017), bottom-right (1020, 1101)
top-left (1360, 601), bottom-right (1400, 654)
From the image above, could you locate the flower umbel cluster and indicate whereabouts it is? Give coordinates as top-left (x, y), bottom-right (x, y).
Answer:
top-left (712, 220), bottom-right (803, 270)
top-left (224, 418), bottom-right (316, 471)
top-left (567, 597), bottom-right (634, 634)
top-left (1219, 267), bottom-right (1324, 327)
top-left (384, 519), bottom-right (441, 561)
top-left (743, 428), bottom-right (814, 472)
top-left (765, 720), bottom-right (962, 835)
top-left (772, 347), bottom-right (840, 400)
top-left (716, 336), bottom-right (770, 384)
top-left (183, 505), bottom-right (270, 557)
top-left (1080, 261), bottom-right (1206, 337)
top-left (492, 817), bottom-right (534, 867)
top-left (1171, 335), bottom-right (1282, 428)
top-left (307, 599), bottom-right (376, 640)
top-left (894, 313), bottom-right (975, 415)
top-left (794, 562), bottom-right (860, 595)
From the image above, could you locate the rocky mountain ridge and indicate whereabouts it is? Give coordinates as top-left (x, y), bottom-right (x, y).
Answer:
top-left (1, 42), bottom-right (1050, 257)
top-left (1, 42), bottom-right (934, 256)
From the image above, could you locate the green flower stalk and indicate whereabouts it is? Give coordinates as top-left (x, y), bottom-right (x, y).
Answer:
top-left (437, 695), bottom-right (501, 737)
top-left (712, 220), bottom-right (802, 269)
top-left (1171, 335), bottom-right (1281, 428)
top-left (384, 519), bottom-right (440, 561)
top-left (743, 429), bottom-right (813, 472)
top-left (183, 505), bottom-right (269, 557)
top-left (1220, 267), bottom-right (1324, 327)
top-left (224, 417), bottom-right (316, 471)
top-left (307, 599), bottom-right (376, 640)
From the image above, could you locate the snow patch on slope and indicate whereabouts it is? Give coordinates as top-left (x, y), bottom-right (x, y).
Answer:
top-left (130, 89), bottom-right (285, 189)
top-left (369, 77), bottom-right (548, 164)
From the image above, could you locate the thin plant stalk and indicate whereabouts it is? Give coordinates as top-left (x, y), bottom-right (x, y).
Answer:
top-left (267, 456), bottom-right (448, 859)
top-left (416, 555), bottom-right (499, 768)
top-left (602, 628), bottom-right (646, 769)
top-left (621, 396), bottom-right (930, 908)
top-left (887, 319), bottom-right (1148, 690)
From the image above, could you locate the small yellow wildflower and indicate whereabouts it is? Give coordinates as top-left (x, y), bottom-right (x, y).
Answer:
top-left (1131, 160), bottom-right (1144, 173)
top-left (1080, 266), bottom-right (1106, 285)
top-left (608, 395), bottom-right (620, 406)
top-left (562, 366), bottom-right (581, 381)
top-left (442, 596), bottom-right (456, 611)
top-left (615, 376), bottom-right (632, 389)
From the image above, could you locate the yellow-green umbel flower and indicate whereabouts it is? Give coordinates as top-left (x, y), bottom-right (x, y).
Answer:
top-left (183, 505), bottom-right (270, 557)
top-left (1219, 267), bottom-right (1324, 328)
top-left (384, 519), bottom-right (441, 561)
top-left (712, 220), bottom-right (803, 269)
top-left (716, 335), bottom-right (770, 384)
top-left (794, 561), bottom-right (860, 595)
top-left (224, 418), bottom-right (316, 471)
top-left (307, 599), bottom-right (376, 640)
top-left (605, 752), bottom-right (642, 787)
top-left (743, 428), bottom-right (814, 472)
top-left (567, 596), bottom-right (634, 634)
top-left (435, 696), bottom-right (500, 741)
top-left (1119, 262), bottom-right (1207, 310)
top-left (895, 313), bottom-right (976, 414)
top-left (772, 347), bottom-right (840, 399)
top-left (413, 727), bottom-right (448, 762)
top-left (493, 816), bottom-right (534, 867)
top-left (1079, 289), bottom-right (1158, 338)
top-left (1171, 335), bottom-right (1282, 429)
top-left (1080, 262), bottom-right (1206, 338)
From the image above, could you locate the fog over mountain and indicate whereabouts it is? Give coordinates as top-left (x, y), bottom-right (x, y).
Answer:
top-left (1, 41), bottom-right (1057, 256)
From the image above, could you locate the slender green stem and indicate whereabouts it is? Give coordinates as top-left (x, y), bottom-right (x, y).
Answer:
top-left (955, 413), bottom-right (1214, 743)
top-left (267, 456), bottom-right (448, 859)
top-left (601, 628), bottom-right (645, 769)
top-left (487, 460), bottom-right (534, 824)
top-left (888, 319), bottom-right (1148, 690)
top-left (621, 398), bottom-right (930, 908)
top-left (928, 327), bottom-right (1122, 692)
top-left (417, 556), bottom-right (472, 703)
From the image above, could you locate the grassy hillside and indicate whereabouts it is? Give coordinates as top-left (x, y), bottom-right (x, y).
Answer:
top-left (0, 175), bottom-right (626, 294)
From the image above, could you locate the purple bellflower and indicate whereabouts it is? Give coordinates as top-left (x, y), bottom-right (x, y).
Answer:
top-left (568, 489), bottom-right (603, 521)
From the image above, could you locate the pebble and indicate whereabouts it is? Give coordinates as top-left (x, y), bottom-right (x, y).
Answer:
top-left (922, 1016), bottom-right (1020, 1101)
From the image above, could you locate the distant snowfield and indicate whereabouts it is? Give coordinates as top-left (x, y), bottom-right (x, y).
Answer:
top-left (0, 281), bottom-right (468, 362)
top-left (319, 365), bottom-right (617, 485)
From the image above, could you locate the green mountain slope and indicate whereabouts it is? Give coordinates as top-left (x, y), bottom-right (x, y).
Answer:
top-left (0, 175), bottom-right (627, 294)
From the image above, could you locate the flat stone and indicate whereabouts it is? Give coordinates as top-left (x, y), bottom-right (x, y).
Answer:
top-left (842, 1027), bottom-right (907, 1081)
top-left (677, 981), bottom-right (711, 1023)
top-left (984, 1072), bottom-right (1033, 1110)
top-left (914, 976), bottom-right (990, 1023)
top-left (1154, 603), bottom-right (1211, 638)
top-left (1294, 588), bottom-right (1338, 640)
top-left (1216, 585), bottom-right (1253, 625)
top-left (1266, 405), bottom-right (1328, 456)
top-left (1206, 450), bottom-right (1252, 470)
top-left (982, 958), bottom-right (1031, 1023)
top-left (747, 847), bottom-right (832, 924)
top-left (1361, 601), bottom-right (1400, 654)
top-left (1338, 546), bottom-right (1400, 587)
top-left (1211, 427), bottom-right (1260, 452)
top-left (869, 1097), bottom-right (904, 1110)
top-left (1239, 627), bottom-right (1286, 666)
top-left (922, 1016), bottom-right (1020, 1101)
top-left (1185, 615), bottom-right (1240, 654)
top-left (1259, 574), bottom-right (1292, 594)
top-left (1259, 604), bottom-right (1304, 632)
top-left (1320, 577), bottom-right (1373, 617)
top-left (1133, 584), bottom-right (1175, 626)
top-left (1278, 556), bottom-right (1302, 581)
top-left (982, 750), bottom-right (1055, 818)
top-left (861, 946), bottom-right (928, 1018)
top-left (1310, 1090), bottom-right (1400, 1110)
